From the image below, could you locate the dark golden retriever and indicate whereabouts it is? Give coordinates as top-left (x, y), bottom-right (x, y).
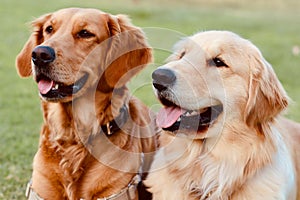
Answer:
top-left (145, 31), bottom-right (300, 200)
top-left (16, 8), bottom-right (157, 200)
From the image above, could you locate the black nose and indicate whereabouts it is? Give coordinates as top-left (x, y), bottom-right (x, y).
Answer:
top-left (32, 46), bottom-right (56, 66)
top-left (152, 68), bottom-right (176, 92)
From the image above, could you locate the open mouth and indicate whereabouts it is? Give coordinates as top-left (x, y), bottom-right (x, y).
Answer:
top-left (36, 73), bottom-right (88, 100)
top-left (156, 97), bottom-right (223, 134)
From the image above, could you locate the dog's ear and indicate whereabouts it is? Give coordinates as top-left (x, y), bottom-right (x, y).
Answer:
top-left (99, 14), bottom-right (152, 91)
top-left (245, 51), bottom-right (289, 126)
top-left (15, 14), bottom-right (51, 77)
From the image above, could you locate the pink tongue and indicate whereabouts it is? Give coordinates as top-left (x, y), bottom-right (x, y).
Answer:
top-left (38, 80), bottom-right (54, 94)
top-left (156, 106), bottom-right (185, 128)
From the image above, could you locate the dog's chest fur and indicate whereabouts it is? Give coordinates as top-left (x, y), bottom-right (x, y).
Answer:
top-left (147, 124), bottom-right (296, 200)
top-left (32, 94), bottom-right (143, 199)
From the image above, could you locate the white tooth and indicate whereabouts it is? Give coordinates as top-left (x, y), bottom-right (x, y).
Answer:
top-left (53, 84), bottom-right (59, 90)
top-left (184, 111), bottom-right (198, 117)
top-left (191, 111), bottom-right (198, 115)
top-left (177, 117), bottom-right (181, 122)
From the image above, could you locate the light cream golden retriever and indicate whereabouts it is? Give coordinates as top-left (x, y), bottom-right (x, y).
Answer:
top-left (145, 31), bottom-right (300, 200)
top-left (16, 8), bottom-right (157, 200)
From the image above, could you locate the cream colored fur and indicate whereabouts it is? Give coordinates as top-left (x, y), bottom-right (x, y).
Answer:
top-left (145, 31), bottom-right (300, 200)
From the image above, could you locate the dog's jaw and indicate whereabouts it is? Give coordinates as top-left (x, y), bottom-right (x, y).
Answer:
top-left (155, 93), bottom-right (223, 138)
top-left (35, 72), bottom-right (89, 102)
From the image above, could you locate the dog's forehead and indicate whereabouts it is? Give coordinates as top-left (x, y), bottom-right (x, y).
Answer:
top-left (190, 31), bottom-right (244, 51)
top-left (185, 31), bottom-right (259, 62)
top-left (49, 8), bottom-right (107, 27)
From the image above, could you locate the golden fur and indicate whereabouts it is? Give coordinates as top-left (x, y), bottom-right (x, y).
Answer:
top-left (16, 8), bottom-right (157, 200)
top-left (145, 31), bottom-right (300, 199)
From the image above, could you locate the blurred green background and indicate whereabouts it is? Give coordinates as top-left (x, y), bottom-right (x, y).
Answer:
top-left (0, 0), bottom-right (299, 198)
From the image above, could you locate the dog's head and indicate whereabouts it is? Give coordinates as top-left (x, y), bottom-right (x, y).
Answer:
top-left (153, 31), bottom-right (288, 138)
top-left (16, 8), bottom-right (152, 102)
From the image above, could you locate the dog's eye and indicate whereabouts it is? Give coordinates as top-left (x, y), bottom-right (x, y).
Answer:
top-left (179, 51), bottom-right (186, 59)
top-left (45, 25), bottom-right (53, 34)
top-left (77, 30), bottom-right (95, 38)
top-left (212, 58), bottom-right (228, 67)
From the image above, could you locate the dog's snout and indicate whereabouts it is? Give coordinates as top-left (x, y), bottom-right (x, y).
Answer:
top-left (32, 46), bottom-right (56, 66)
top-left (152, 68), bottom-right (176, 91)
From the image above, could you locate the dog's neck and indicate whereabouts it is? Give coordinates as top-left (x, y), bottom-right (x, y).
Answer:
top-left (192, 121), bottom-right (279, 199)
top-left (41, 86), bottom-right (130, 145)
top-left (157, 120), bottom-right (280, 199)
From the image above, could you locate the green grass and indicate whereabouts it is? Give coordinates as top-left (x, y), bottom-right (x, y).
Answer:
top-left (0, 0), bottom-right (299, 199)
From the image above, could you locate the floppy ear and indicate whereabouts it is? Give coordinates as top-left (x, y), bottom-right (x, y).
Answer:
top-left (15, 14), bottom-right (51, 77)
top-left (98, 14), bottom-right (152, 92)
top-left (245, 52), bottom-right (289, 126)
